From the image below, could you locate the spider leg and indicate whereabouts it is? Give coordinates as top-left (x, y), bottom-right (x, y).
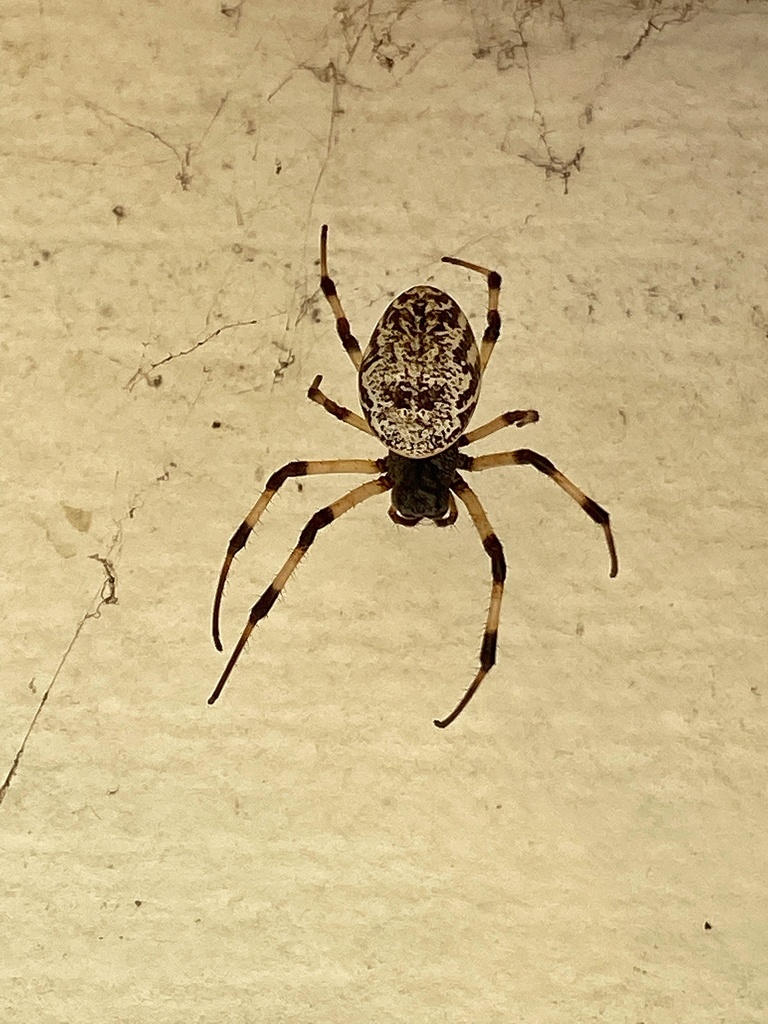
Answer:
top-left (307, 374), bottom-right (374, 437)
top-left (212, 457), bottom-right (385, 650)
top-left (441, 254), bottom-right (501, 372)
top-left (463, 449), bottom-right (619, 578)
top-left (434, 475), bottom-right (506, 728)
top-left (209, 475), bottom-right (391, 705)
top-left (458, 409), bottom-right (539, 446)
top-left (319, 224), bottom-right (363, 371)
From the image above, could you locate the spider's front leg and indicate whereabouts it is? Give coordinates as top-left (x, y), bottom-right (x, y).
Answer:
top-left (319, 225), bottom-right (363, 371)
top-left (212, 457), bottom-right (385, 650)
top-left (441, 253), bottom-right (502, 372)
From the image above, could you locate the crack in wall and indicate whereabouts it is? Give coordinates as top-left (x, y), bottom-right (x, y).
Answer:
top-left (0, 436), bottom-right (187, 808)
top-left (520, 144), bottom-right (584, 194)
top-left (0, 537), bottom-right (122, 809)
top-left (620, 1), bottom-right (696, 62)
top-left (83, 94), bottom-right (230, 190)
top-left (487, 0), bottom-right (700, 191)
top-left (219, 0), bottom-right (245, 30)
top-left (125, 318), bottom-right (262, 391)
top-left (513, 5), bottom-right (584, 194)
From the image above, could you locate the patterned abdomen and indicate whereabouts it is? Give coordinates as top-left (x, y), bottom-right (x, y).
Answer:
top-left (358, 286), bottom-right (481, 458)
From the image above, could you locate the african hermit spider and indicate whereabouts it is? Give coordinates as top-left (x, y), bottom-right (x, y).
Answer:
top-left (210, 225), bottom-right (618, 728)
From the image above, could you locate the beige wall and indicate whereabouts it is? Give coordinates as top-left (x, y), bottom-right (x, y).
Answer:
top-left (2, 1), bottom-right (766, 1020)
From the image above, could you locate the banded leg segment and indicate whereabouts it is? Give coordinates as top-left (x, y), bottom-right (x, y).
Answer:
top-left (464, 449), bottom-right (619, 578)
top-left (434, 475), bottom-right (506, 729)
top-left (441, 254), bottom-right (502, 372)
top-left (209, 475), bottom-right (392, 705)
top-left (458, 409), bottom-right (539, 446)
top-left (307, 374), bottom-right (374, 437)
top-left (320, 224), bottom-right (363, 370)
top-left (212, 457), bottom-right (385, 650)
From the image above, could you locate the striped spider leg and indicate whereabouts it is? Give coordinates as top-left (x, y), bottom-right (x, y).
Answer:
top-left (210, 472), bottom-right (391, 705)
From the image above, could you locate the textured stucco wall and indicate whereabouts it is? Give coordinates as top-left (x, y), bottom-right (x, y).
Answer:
top-left (2, 1), bottom-right (767, 1020)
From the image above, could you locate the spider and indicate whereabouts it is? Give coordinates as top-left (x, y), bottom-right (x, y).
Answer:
top-left (209, 225), bottom-right (618, 728)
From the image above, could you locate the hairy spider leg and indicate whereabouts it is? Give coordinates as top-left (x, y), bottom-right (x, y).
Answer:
top-left (209, 475), bottom-right (392, 705)
top-left (458, 409), bottom-right (540, 446)
top-left (463, 449), bottom-right (619, 578)
top-left (307, 374), bottom-right (375, 437)
top-left (434, 475), bottom-right (506, 728)
top-left (441, 254), bottom-right (502, 372)
top-left (212, 458), bottom-right (385, 650)
top-left (319, 224), bottom-right (363, 370)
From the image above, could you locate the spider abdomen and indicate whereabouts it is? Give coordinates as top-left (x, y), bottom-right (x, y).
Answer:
top-left (359, 285), bottom-right (481, 459)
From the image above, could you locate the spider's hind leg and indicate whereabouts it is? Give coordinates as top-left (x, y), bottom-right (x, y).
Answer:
top-left (433, 475), bottom-right (506, 728)
top-left (209, 474), bottom-right (392, 706)
top-left (212, 456), bottom-right (385, 651)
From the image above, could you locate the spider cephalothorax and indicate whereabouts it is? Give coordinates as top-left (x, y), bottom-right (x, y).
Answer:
top-left (210, 226), bottom-right (618, 728)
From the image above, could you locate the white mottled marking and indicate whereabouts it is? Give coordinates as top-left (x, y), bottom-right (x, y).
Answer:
top-left (359, 286), bottom-right (482, 458)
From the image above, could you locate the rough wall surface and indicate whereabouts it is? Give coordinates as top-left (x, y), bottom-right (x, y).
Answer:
top-left (2, 1), bottom-right (766, 1020)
